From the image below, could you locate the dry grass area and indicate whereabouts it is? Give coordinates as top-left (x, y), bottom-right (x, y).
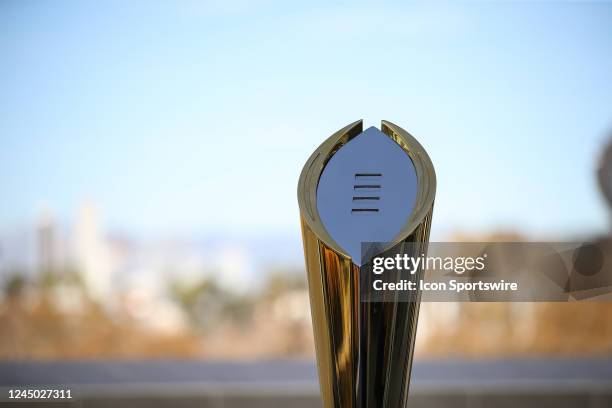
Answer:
top-left (2, 296), bottom-right (612, 360)
top-left (0, 296), bottom-right (202, 359)
top-left (418, 302), bottom-right (612, 358)
top-left (0, 294), bottom-right (316, 360)
top-left (1, 294), bottom-right (611, 360)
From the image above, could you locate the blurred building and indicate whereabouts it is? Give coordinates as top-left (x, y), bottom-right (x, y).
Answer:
top-left (73, 202), bottom-right (112, 301)
top-left (35, 207), bottom-right (56, 275)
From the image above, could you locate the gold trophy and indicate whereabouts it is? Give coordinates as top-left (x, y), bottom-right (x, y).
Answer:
top-left (297, 120), bottom-right (436, 408)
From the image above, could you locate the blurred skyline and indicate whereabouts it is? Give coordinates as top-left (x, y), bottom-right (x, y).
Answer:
top-left (1, 1), bottom-right (612, 241)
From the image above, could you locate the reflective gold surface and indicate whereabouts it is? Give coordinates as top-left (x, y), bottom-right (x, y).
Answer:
top-left (297, 120), bottom-right (436, 408)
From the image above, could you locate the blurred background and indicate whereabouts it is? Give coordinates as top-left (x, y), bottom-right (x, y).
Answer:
top-left (1, 1), bottom-right (612, 407)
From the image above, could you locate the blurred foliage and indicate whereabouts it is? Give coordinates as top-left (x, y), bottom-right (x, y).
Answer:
top-left (39, 266), bottom-right (83, 290)
top-left (263, 269), bottom-right (307, 300)
top-left (3, 272), bottom-right (27, 298)
top-left (169, 275), bottom-right (256, 331)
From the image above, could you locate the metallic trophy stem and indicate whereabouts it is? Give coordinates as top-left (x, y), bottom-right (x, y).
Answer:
top-left (298, 120), bottom-right (435, 408)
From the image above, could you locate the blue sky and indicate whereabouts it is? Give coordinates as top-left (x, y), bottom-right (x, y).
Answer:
top-left (1, 1), bottom-right (611, 239)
